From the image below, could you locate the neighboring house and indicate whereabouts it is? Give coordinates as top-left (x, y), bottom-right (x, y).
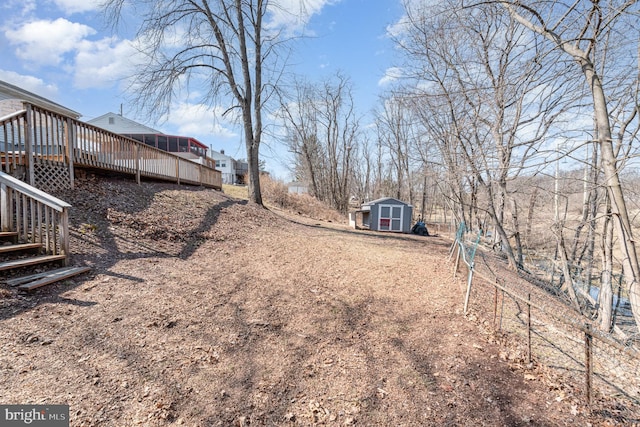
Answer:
top-left (0, 79), bottom-right (80, 119)
top-left (349, 197), bottom-right (413, 233)
top-left (208, 149), bottom-right (248, 185)
top-left (287, 182), bottom-right (308, 194)
top-left (88, 112), bottom-right (212, 167)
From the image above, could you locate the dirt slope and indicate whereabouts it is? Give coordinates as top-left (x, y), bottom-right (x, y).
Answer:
top-left (0, 176), bottom-right (617, 426)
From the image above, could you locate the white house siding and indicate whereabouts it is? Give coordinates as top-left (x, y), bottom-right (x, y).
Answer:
top-left (209, 150), bottom-right (240, 184)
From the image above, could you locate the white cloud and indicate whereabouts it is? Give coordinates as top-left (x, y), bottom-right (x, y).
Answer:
top-left (5, 18), bottom-right (95, 66)
top-left (74, 37), bottom-right (142, 89)
top-left (157, 25), bottom-right (190, 49)
top-left (53, 0), bottom-right (102, 14)
top-left (1, 0), bottom-right (36, 16)
top-left (378, 67), bottom-right (403, 86)
top-left (0, 70), bottom-right (59, 99)
top-left (385, 0), bottom-right (441, 41)
top-left (267, 0), bottom-right (340, 34)
top-left (3, 15), bottom-right (143, 90)
top-left (163, 103), bottom-right (238, 140)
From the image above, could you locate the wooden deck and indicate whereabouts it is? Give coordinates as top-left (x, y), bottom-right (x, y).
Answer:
top-left (1, 103), bottom-right (222, 190)
top-left (1, 104), bottom-right (221, 291)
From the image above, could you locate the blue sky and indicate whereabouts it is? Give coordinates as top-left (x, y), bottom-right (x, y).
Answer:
top-left (0, 0), bottom-right (404, 178)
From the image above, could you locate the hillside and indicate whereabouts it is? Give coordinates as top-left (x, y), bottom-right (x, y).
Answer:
top-left (0, 175), bottom-right (628, 426)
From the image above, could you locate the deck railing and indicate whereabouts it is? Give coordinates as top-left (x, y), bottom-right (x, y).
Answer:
top-left (0, 171), bottom-right (71, 264)
top-left (0, 103), bottom-right (222, 190)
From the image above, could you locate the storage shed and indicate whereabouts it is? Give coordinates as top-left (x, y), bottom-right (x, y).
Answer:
top-left (349, 197), bottom-right (413, 233)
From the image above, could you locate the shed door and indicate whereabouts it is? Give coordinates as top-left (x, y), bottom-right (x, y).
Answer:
top-left (379, 205), bottom-right (403, 232)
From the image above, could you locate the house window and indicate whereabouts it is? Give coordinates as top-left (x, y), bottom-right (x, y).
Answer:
top-left (108, 117), bottom-right (115, 124)
top-left (221, 162), bottom-right (226, 168)
top-left (215, 161), bottom-right (221, 167)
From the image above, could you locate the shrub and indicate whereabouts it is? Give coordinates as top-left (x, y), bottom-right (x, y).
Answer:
top-left (260, 175), bottom-right (344, 223)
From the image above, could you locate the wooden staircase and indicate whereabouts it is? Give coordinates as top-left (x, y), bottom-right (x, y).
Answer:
top-left (1, 172), bottom-right (90, 291)
top-left (0, 230), bottom-right (89, 291)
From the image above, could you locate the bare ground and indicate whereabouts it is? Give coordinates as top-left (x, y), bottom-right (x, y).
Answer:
top-left (0, 175), bottom-right (627, 426)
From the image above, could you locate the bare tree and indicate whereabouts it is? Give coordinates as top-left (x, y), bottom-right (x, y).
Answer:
top-left (102, 0), bottom-right (296, 205)
top-left (277, 76), bottom-right (323, 196)
top-left (277, 72), bottom-right (360, 212)
top-left (395, 0), bottom-right (568, 269)
top-left (496, 0), bottom-right (640, 336)
top-left (349, 134), bottom-right (375, 203)
top-left (411, 94), bottom-right (475, 229)
top-left (374, 94), bottom-right (422, 206)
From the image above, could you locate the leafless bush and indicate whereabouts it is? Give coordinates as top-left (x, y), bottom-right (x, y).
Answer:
top-left (260, 175), bottom-right (344, 223)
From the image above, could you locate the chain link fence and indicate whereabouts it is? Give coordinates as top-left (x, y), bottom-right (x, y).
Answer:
top-left (449, 224), bottom-right (640, 422)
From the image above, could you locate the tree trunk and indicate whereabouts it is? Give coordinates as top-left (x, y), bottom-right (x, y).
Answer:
top-left (243, 110), bottom-right (263, 205)
top-left (583, 148), bottom-right (600, 298)
top-left (511, 198), bottom-right (524, 268)
top-left (599, 201), bottom-right (615, 331)
top-left (485, 183), bottom-right (519, 270)
top-left (525, 187), bottom-right (538, 248)
top-left (586, 62), bottom-right (640, 332)
top-left (421, 174), bottom-right (427, 219)
top-left (556, 228), bottom-right (582, 312)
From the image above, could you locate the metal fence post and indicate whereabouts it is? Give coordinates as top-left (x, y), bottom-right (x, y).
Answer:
top-left (584, 323), bottom-right (592, 406)
top-left (463, 262), bottom-right (474, 315)
top-left (527, 293), bottom-right (532, 364)
top-left (493, 282), bottom-right (498, 329)
top-left (499, 289), bottom-right (504, 331)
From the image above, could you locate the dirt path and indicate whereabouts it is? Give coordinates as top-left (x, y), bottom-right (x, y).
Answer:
top-left (0, 177), bottom-right (604, 425)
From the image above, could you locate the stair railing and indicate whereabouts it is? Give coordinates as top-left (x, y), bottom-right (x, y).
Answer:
top-left (0, 171), bottom-right (71, 265)
top-left (0, 109), bottom-right (28, 177)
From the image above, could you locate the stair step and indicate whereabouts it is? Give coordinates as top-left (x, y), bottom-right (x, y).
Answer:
top-left (0, 231), bottom-right (19, 243)
top-left (0, 254), bottom-right (67, 271)
top-left (12, 266), bottom-right (92, 291)
top-left (6, 266), bottom-right (86, 287)
top-left (0, 242), bottom-right (43, 254)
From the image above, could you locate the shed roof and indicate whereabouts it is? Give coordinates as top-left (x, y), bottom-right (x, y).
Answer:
top-left (362, 197), bottom-right (411, 206)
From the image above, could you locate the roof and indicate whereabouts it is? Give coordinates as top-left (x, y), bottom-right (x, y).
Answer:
top-left (362, 197), bottom-right (411, 206)
top-left (209, 150), bottom-right (234, 161)
top-left (0, 79), bottom-right (80, 118)
top-left (88, 113), bottom-right (208, 150)
top-left (87, 112), bottom-right (162, 134)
